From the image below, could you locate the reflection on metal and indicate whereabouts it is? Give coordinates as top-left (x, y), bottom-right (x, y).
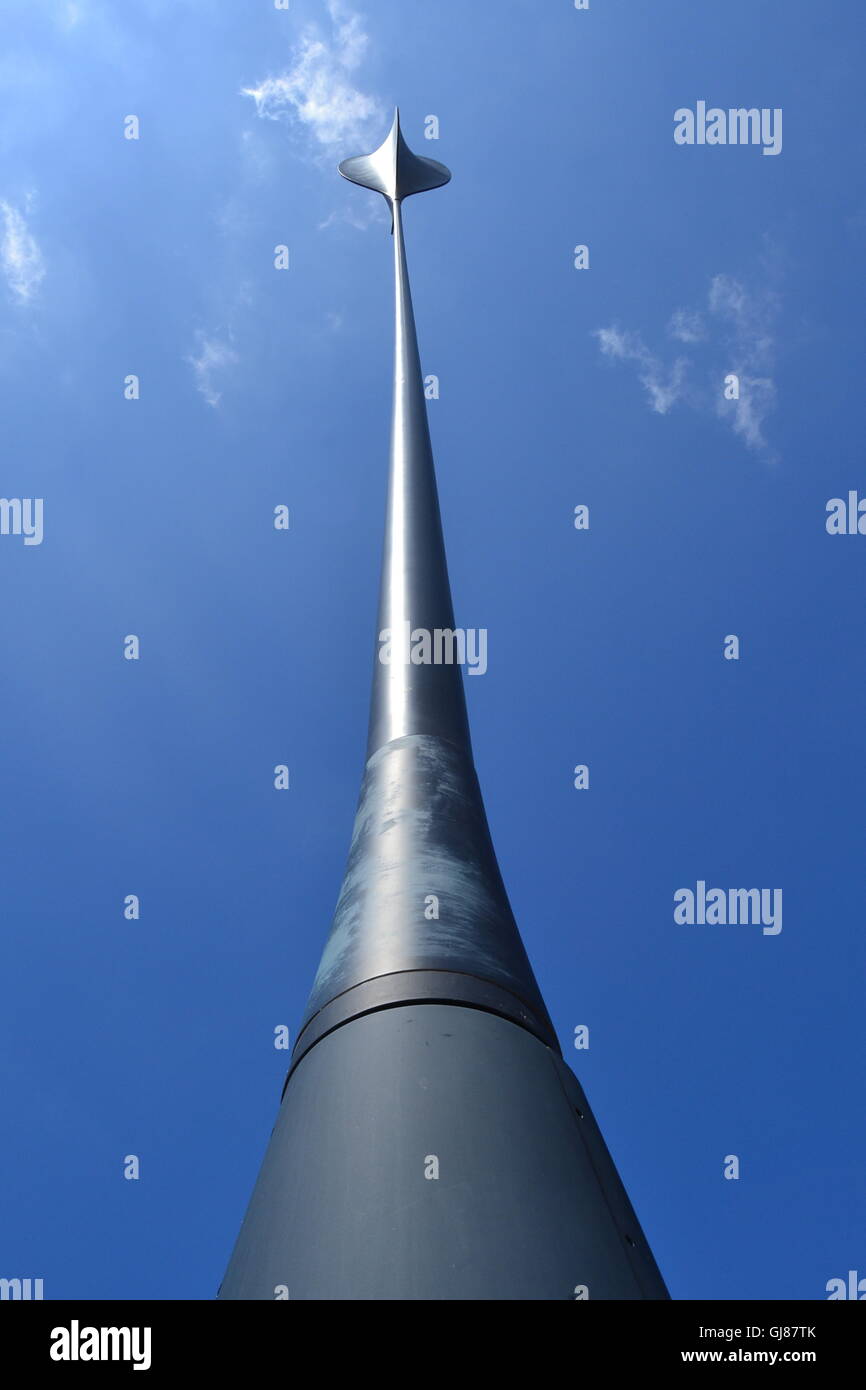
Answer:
top-left (344, 112), bottom-right (468, 758)
top-left (339, 105), bottom-right (451, 213)
top-left (219, 110), bottom-right (669, 1301)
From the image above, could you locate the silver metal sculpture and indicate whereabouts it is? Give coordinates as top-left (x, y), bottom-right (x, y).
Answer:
top-left (219, 111), bottom-right (669, 1300)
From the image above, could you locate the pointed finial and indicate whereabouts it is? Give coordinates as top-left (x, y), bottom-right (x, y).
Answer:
top-left (338, 108), bottom-right (451, 219)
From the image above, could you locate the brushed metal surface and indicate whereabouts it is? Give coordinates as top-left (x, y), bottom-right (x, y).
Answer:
top-left (298, 734), bottom-right (557, 1049)
top-left (219, 1006), bottom-right (669, 1301)
top-left (299, 111), bottom-right (554, 1038)
top-left (220, 113), bottom-right (670, 1301)
top-left (338, 105), bottom-right (451, 208)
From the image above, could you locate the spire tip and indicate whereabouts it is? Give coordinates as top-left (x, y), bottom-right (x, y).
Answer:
top-left (338, 109), bottom-right (451, 211)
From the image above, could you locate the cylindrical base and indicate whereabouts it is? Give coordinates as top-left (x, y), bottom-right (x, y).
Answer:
top-left (219, 1004), bottom-right (668, 1300)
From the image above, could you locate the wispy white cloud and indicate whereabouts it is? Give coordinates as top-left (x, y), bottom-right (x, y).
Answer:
top-left (595, 326), bottom-right (688, 415)
top-left (186, 331), bottom-right (238, 407)
top-left (720, 373), bottom-right (775, 450)
top-left (0, 198), bottom-right (45, 303)
top-left (594, 271), bottom-right (781, 455)
top-left (317, 199), bottom-right (384, 232)
top-left (707, 274), bottom-right (778, 450)
top-left (241, 1), bottom-right (383, 155)
top-left (53, 0), bottom-right (83, 28)
top-left (668, 307), bottom-right (705, 343)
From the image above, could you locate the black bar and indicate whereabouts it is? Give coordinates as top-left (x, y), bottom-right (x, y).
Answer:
top-left (2, 1299), bottom-right (859, 1375)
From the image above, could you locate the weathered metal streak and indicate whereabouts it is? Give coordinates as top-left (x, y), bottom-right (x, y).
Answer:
top-left (298, 733), bottom-right (556, 1049)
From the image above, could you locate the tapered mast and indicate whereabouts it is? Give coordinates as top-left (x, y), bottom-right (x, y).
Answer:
top-left (219, 112), bottom-right (669, 1301)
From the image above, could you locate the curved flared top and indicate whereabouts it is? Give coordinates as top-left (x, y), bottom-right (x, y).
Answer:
top-left (339, 107), bottom-right (451, 208)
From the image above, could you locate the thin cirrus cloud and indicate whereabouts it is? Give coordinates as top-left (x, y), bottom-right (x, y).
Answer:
top-left (186, 331), bottom-right (239, 408)
top-left (594, 273), bottom-right (780, 454)
top-left (192, 4), bottom-right (384, 404)
top-left (668, 307), bottom-right (706, 344)
top-left (317, 200), bottom-right (382, 232)
top-left (594, 327), bottom-right (690, 417)
top-left (241, 1), bottom-right (384, 155)
top-left (0, 198), bottom-right (45, 303)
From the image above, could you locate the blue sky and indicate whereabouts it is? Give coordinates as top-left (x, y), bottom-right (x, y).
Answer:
top-left (0, 0), bottom-right (863, 1300)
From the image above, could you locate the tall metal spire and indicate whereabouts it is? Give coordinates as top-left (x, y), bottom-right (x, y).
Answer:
top-left (219, 112), bottom-right (669, 1301)
top-left (292, 110), bottom-right (557, 1063)
top-left (348, 109), bottom-right (469, 759)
